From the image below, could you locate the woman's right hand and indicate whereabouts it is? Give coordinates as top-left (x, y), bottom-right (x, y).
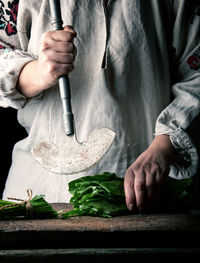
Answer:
top-left (38, 25), bottom-right (77, 89)
top-left (17, 25), bottom-right (77, 97)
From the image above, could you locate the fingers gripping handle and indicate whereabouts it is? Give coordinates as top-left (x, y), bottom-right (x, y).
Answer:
top-left (49, 0), bottom-right (74, 135)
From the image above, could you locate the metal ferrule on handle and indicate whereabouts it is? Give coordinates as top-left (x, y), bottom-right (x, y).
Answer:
top-left (59, 77), bottom-right (74, 135)
top-left (49, 0), bottom-right (74, 135)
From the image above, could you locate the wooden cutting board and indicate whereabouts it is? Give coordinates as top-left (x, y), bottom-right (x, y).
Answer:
top-left (0, 203), bottom-right (199, 231)
top-left (0, 204), bottom-right (200, 248)
top-left (0, 204), bottom-right (200, 262)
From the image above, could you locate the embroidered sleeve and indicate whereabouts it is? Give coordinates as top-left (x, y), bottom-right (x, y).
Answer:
top-left (0, 0), bottom-right (19, 50)
top-left (187, 3), bottom-right (200, 70)
top-left (0, 0), bottom-right (37, 109)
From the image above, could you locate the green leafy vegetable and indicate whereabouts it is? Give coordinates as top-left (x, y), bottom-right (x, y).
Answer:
top-left (165, 177), bottom-right (193, 199)
top-left (158, 176), bottom-right (193, 210)
top-left (62, 172), bottom-right (129, 218)
top-left (0, 193), bottom-right (58, 219)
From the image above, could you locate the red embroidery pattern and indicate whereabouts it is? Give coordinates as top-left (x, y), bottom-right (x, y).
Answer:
top-left (0, 0), bottom-right (19, 49)
top-left (187, 54), bottom-right (200, 70)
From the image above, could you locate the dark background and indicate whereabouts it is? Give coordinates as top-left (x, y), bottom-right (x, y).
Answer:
top-left (0, 107), bottom-right (27, 198)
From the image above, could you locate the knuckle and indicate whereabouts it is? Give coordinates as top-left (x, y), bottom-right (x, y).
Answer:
top-left (41, 31), bottom-right (51, 42)
top-left (65, 32), bottom-right (74, 41)
top-left (64, 53), bottom-right (74, 63)
top-left (124, 171), bottom-right (134, 188)
top-left (131, 164), bottom-right (141, 174)
top-left (126, 166), bottom-right (133, 176)
top-left (151, 162), bottom-right (160, 172)
top-left (48, 62), bottom-right (57, 74)
top-left (65, 43), bottom-right (73, 52)
top-left (61, 64), bottom-right (74, 74)
top-left (124, 177), bottom-right (134, 189)
top-left (40, 41), bottom-right (49, 52)
top-left (135, 180), bottom-right (145, 192)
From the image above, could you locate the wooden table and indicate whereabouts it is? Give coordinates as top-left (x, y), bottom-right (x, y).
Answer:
top-left (0, 204), bottom-right (200, 262)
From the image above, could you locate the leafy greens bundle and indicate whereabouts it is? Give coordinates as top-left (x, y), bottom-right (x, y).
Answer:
top-left (62, 172), bottom-right (129, 218)
top-left (0, 192), bottom-right (58, 219)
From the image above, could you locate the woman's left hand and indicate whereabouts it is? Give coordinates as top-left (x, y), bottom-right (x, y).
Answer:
top-left (124, 135), bottom-right (176, 212)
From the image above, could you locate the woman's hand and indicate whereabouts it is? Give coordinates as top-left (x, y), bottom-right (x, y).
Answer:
top-left (37, 25), bottom-right (77, 89)
top-left (124, 135), bottom-right (176, 212)
top-left (17, 25), bottom-right (77, 97)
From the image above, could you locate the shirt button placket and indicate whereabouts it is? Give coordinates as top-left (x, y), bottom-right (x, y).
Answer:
top-left (101, 0), bottom-right (110, 69)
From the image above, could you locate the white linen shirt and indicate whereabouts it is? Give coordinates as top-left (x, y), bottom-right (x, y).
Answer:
top-left (0, 0), bottom-right (200, 202)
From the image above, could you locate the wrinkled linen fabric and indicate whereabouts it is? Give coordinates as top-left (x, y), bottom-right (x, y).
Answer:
top-left (0, 0), bottom-right (200, 202)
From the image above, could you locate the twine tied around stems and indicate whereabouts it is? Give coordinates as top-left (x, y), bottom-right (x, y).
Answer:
top-left (0, 189), bottom-right (33, 217)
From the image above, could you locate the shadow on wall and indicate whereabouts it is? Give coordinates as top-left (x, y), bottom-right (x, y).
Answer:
top-left (0, 107), bottom-right (27, 198)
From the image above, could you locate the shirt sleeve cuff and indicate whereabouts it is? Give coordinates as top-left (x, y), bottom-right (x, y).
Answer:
top-left (0, 50), bottom-right (37, 109)
top-left (156, 127), bottom-right (198, 180)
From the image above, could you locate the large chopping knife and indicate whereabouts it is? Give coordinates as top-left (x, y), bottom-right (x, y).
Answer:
top-left (31, 0), bottom-right (115, 175)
